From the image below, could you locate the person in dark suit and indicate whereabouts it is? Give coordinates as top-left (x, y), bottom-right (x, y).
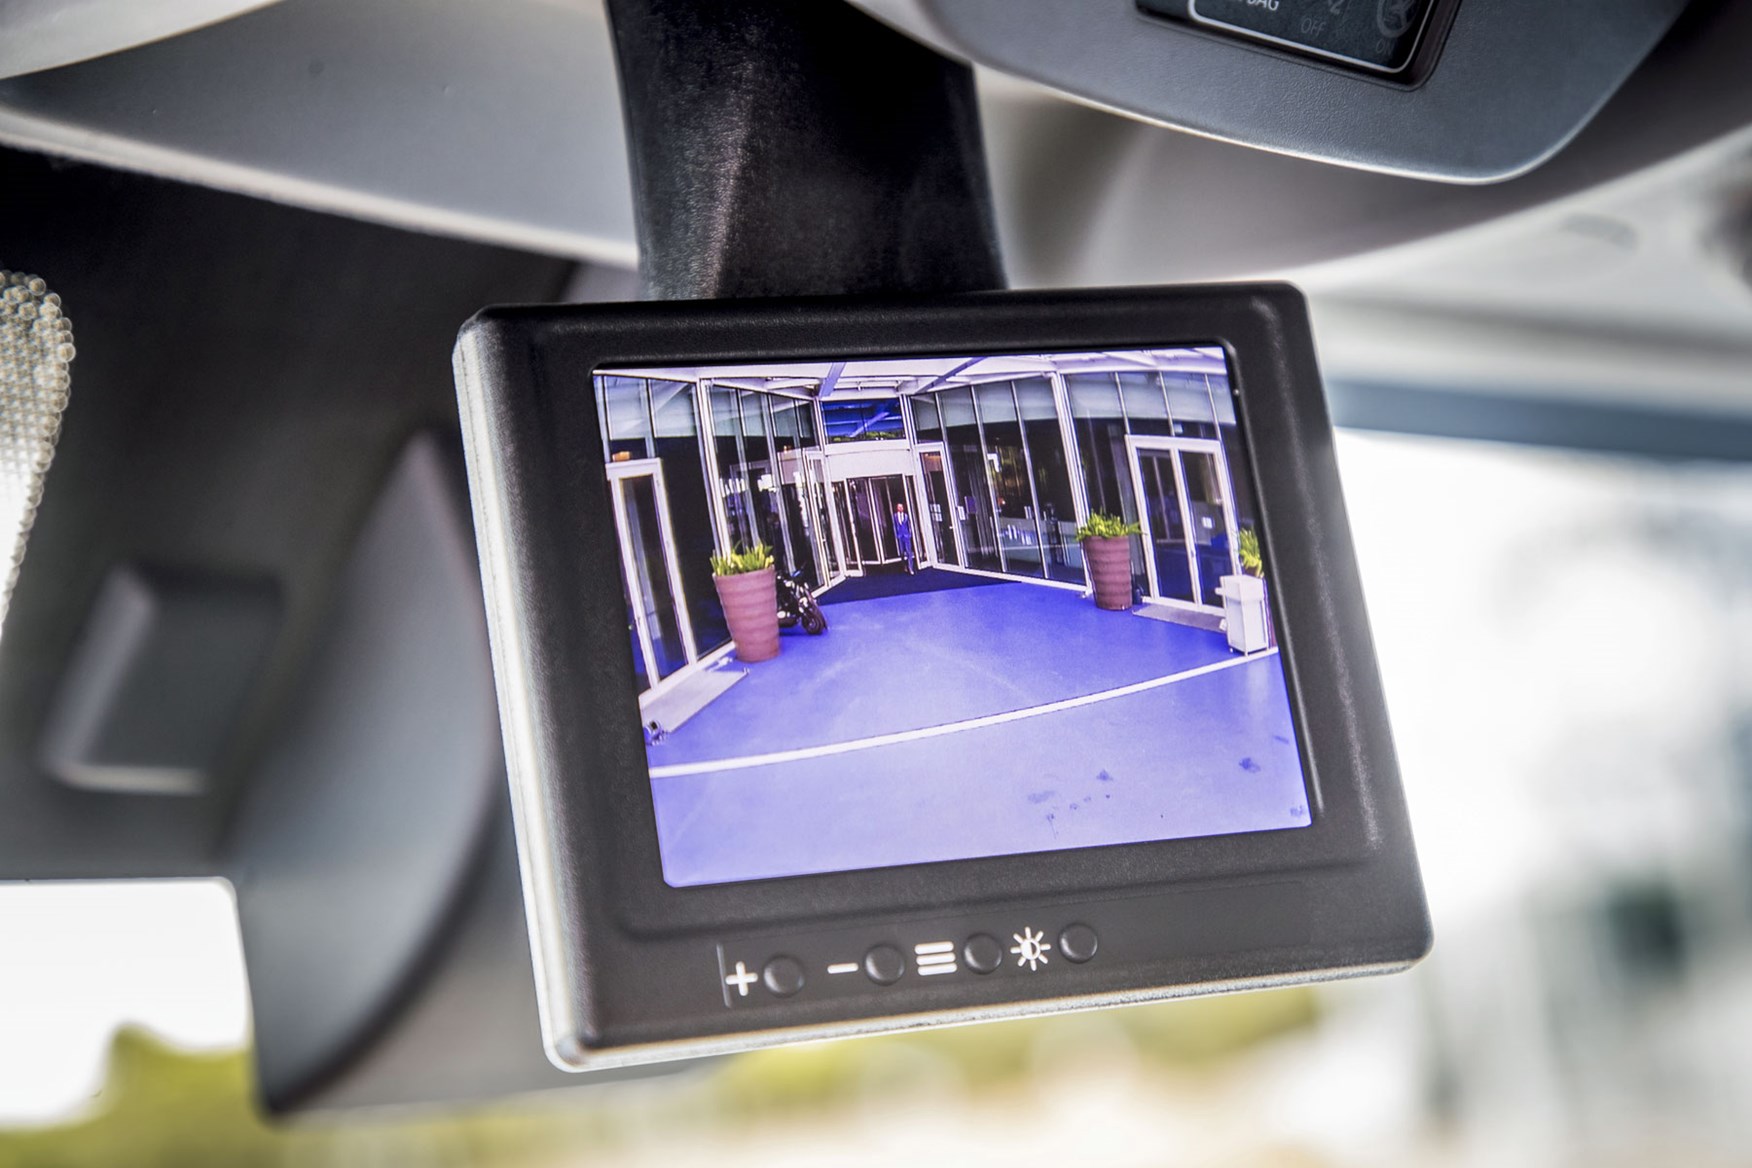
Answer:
top-left (893, 501), bottom-right (918, 574)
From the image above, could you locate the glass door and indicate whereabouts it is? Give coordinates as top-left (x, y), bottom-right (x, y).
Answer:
top-left (845, 476), bottom-right (908, 569)
top-left (1126, 437), bottom-right (1239, 613)
top-left (1180, 449), bottom-right (1233, 606)
top-left (916, 446), bottom-right (961, 567)
top-left (833, 480), bottom-right (860, 576)
top-left (804, 453), bottom-right (845, 588)
top-left (848, 478), bottom-right (882, 566)
top-left (608, 460), bottom-right (698, 692)
top-left (1136, 450), bottom-right (1195, 606)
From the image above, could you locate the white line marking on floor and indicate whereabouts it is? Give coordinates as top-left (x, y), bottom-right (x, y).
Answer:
top-left (648, 649), bottom-right (1279, 779)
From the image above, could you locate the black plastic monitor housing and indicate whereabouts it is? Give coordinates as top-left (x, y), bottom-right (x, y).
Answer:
top-left (453, 283), bottom-right (1430, 1069)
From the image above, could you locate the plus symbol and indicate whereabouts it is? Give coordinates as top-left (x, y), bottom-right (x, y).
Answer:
top-left (724, 961), bottom-right (759, 998)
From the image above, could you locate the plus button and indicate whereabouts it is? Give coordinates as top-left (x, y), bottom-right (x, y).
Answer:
top-left (724, 960), bottom-right (759, 998)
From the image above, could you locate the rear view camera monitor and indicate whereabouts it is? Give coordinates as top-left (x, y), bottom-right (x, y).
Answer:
top-left (454, 285), bottom-right (1428, 1071)
top-left (597, 348), bottom-right (1311, 888)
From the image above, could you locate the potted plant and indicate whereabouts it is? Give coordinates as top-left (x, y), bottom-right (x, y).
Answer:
top-left (1218, 527), bottom-right (1271, 652)
top-left (1076, 512), bottom-right (1141, 611)
top-left (711, 542), bottom-right (780, 662)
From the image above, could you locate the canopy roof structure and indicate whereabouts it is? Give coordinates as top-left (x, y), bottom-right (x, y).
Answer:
top-left (613, 347), bottom-right (1229, 399)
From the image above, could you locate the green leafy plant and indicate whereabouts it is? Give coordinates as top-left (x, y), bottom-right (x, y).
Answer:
top-left (1075, 512), bottom-right (1142, 540)
top-left (1238, 527), bottom-right (1264, 577)
top-left (710, 542), bottom-right (774, 576)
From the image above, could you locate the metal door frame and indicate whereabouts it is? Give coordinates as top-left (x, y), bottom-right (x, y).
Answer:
top-left (832, 479), bottom-right (862, 576)
top-left (607, 458), bottom-right (698, 684)
top-left (845, 474), bottom-right (905, 567)
top-left (1124, 435), bottom-right (1239, 613)
top-left (913, 441), bottom-right (963, 569)
top-left (803, 451), bottom-right (847, 589)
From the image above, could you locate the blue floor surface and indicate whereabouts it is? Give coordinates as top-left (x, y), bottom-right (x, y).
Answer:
top-left (642, 581), bottom-right (1310, 886)
top-left (650, 582), bottom-right (1236, 767)
top-left (651, 653), bottom-right (1308, 886)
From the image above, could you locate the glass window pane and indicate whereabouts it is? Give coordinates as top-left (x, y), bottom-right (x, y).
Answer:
top-left (739, 390), bottom-right (770, 455)
top-left (620, 474), bottom-right (688, 679)
top-left (822, 397), bottom-right (904, 443)
top-left (769, 401), bottom-right (821, 586)
top-left (1066, 372), bottom-right (1134, 526)
top-left (1119, 371), bottom-right (1172, 437)
top-left (601, 375), bottom-right (652, 460)
top-left (1138, 452), bottom-right (1193, 605)
top-left (1181, 450), bottom-right (1233, 602)
top-left (1208, 371), bottom-right (1237, 426)
top-left (647, 382), bottom-right (726, 654)
top-left (1016, 381), bottom-right (1057, 422)
top-left (649, 379), bottom-right (695, 438)
top-left (1211, 368), bottom-right (1259, 570)
top-left (911, 395), bottom-right (942, 441)
top-left (1015, 378), bottom-right (1083, 584)
top-left (807, 459), bottom-right (839, 575)
top-left (712, 386), bottom-right (757, 551)
top-left (977, 381), bottom-right (1043, 579)
top-left (738, 391), bottom-right (788, 567)
top-left (941, 386), bottom-right (999, 572)
top-left (1165, 371), bottom-right (1218, 439)
top-left (917, 449), bottom-right (959, 565)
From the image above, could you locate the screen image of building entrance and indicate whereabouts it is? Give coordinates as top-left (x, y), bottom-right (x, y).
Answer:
top-left (594, 349), bottom-right (1313, 887)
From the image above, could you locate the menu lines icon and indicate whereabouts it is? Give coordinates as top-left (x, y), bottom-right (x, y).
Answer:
top-left (914, 940), bottom-right (958, 976)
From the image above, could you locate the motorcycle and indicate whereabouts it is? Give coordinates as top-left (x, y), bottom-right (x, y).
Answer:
top-left (776, 569), bottom-right (828, 635)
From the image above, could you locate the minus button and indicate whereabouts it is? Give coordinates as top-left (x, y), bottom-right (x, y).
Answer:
top-left (827, 962), bottom-right (860, 975)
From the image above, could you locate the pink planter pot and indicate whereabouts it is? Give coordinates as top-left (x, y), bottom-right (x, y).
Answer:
top-left (714, 567), bottom-right (780, 662)
top-left (1083, 535), bottom-right (1134, 611)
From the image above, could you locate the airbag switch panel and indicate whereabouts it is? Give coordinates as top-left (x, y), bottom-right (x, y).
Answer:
top-left (452, 284), bottom-right (1429, 1070)
top-left (1140, 0), bottom-right (1441, 75)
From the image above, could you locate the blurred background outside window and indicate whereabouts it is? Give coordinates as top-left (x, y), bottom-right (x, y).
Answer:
top-left (3, 423), bottom-right (1749, 1167)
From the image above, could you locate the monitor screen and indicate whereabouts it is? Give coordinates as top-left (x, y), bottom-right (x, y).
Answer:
top-left (595, 348), bottom-right (1313, 887)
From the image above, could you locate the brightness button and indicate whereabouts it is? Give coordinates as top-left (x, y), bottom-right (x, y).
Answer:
top-left (1058, 923), bottom-right (1099, 963)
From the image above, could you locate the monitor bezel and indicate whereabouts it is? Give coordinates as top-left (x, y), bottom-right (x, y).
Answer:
top-left (457, 282), bottom-right (1405, 952)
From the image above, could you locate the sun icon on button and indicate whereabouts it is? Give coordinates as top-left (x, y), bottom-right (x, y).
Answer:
top-left (1011, 926), bottom-right (1051, 972)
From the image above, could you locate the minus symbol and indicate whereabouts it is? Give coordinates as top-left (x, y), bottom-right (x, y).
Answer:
top-left (827, 962), bottom-right (859, 975)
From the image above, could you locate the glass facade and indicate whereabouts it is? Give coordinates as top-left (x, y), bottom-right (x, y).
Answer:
top-left (597, 377), bottom-right (833, 674)
top-left (598, 353), bottom-right (1257, 699)
top-left (1058, 369), bottom-right (1250, 597)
